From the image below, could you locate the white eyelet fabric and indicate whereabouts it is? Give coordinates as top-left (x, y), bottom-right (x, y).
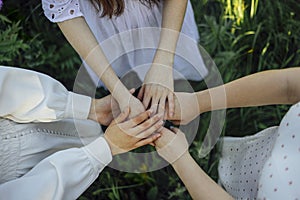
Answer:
top-left (42, 0), bottom-right (83, 23)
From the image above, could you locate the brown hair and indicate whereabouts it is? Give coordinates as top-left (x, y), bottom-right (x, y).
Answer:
top-left (91, 0), bottom-right (161, 18)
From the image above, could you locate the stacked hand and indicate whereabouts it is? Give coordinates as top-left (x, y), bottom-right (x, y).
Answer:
top-left (88, 58), bottom-right (199, 157)
top-left (138, 63), bottom-right (174, 116)
top-left (164, 92), bottom-right (199, 125)
top-left (104, 107), bottom-right (164, 155)
top-left (88, 89), bottom-right (143, 125)
top-left (88, 93), bottom-right (121, 126)
top-left (155, 127), bottom-right (189, 164)
top-left (119, 94), bottom-right (146, 119)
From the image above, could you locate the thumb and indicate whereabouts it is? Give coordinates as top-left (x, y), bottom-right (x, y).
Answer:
top-left (112, 107), bottom-right (130, 125)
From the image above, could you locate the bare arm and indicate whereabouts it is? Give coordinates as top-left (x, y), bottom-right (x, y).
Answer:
top-left (57, 17), bottom-right (145, 117)
top-left (155, 128), bottom-right (233, 200)
top-left (158, 0), bottom-right (187, 55)
top-left (172, 152), bottom-right (234, 200)
top-left (57, 17), bottom-right (129, 100)
top-left (197, 67), bottom-right (300, 113)
top-left (167, 67), bottom-right (300, 124)
top-left (138, 0), bottom-right (188, 115)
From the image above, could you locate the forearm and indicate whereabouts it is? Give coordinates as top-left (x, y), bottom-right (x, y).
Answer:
top-left (156, 0), bottom-right (188, 63)
top-left (197, 68), bottom-right (300, 113)
top-left (172, 152), bottom-right (233, 200)
top-left (58, 18), bottom-right (130, 101)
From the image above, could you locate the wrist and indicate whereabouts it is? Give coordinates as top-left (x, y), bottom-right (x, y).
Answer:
top-left (153, 49), bottom-right (175, 67)
top-left (111, 82), bottom-right (131, 105)
top-left (103, 134), bottom-right (116, 156)
top-left (196, 91), bottom-right (210, 114)
top-left (87, 99), bottom-right (96, 121)
top-left (171, 151), bottom-right (191, 169)
top-left (157, 28), bottom-right (180, 53)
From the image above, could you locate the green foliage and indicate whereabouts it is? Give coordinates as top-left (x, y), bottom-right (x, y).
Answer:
top-left (0, 15), bottom-right (29, 62)
top-left (1, 0), bottom-right (80, 89)
top-left (193, 0), bottom-right (299, 139)
top-left (1, 0), bottom-right (299, 199)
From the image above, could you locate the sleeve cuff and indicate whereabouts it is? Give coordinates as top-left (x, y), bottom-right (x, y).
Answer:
top-left (46, 14), bottom-right (84, 23)
top-left (65, 92), bottom-right (92, 119)
top-left (83, 137), bottom-right (113, 169)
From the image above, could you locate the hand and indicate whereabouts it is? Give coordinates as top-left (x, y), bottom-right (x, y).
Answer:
top-left (165, 92), bottom-right (199, 125)
top-left (138, 63), bottom-right (174, 116)
top-left (154, 127), bottom-right (189, 164)
top-left (88, 95), bottom-right (119, 126)
top-left (104, 107), bottom-right (164, 155)
top-left (88, 89), bottom-right (136, 126)
top-left (118, 94), bottom-right (146, 119)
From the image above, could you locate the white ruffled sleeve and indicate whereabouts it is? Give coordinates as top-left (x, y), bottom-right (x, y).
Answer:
top-left (0, 137), bottom-right (113, 200)
top-left (42, 0), bottom-right (83, 23)
top-left (0, 66), bottom-right (91, 122)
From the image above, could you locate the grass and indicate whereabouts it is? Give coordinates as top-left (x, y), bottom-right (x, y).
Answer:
top-left (1, 0), bottom-right (299, 199)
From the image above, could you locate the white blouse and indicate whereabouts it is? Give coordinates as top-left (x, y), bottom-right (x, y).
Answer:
top-left (0, 137), bottom-right (112, 200)
top-left (0, 66), bottom-right (112, 199)
top-left (0, 65), bottom-right (91, 122)
top-left (42, 0), bottom-right (208, 87)
top-left (219, 102), bottom-right (300, 199)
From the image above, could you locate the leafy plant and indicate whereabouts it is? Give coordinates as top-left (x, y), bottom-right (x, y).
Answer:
top-left (1, 0), bottom-right (80, 89)
top-left (0, 15), bottom-right (29, 63)
top-left (1, 0), bottom-right (299, 199)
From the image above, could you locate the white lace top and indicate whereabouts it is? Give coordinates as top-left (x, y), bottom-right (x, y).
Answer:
top-left (42, 0), bottom-right (208, 87)
top-left (219, 102), bottom-right (300, 199)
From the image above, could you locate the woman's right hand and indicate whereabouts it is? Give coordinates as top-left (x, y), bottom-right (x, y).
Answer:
top-left (104, 107), bottom-right (164, 156)
top-left (165, 92), bottom-right (199, 125)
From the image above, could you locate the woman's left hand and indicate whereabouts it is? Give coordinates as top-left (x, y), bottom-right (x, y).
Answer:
top-left (154, 127), bottom-right (189, 164)
top-left (138, 61), bottom-right (174, 116)
top-left (104, 107), bottom-right (164, 155)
